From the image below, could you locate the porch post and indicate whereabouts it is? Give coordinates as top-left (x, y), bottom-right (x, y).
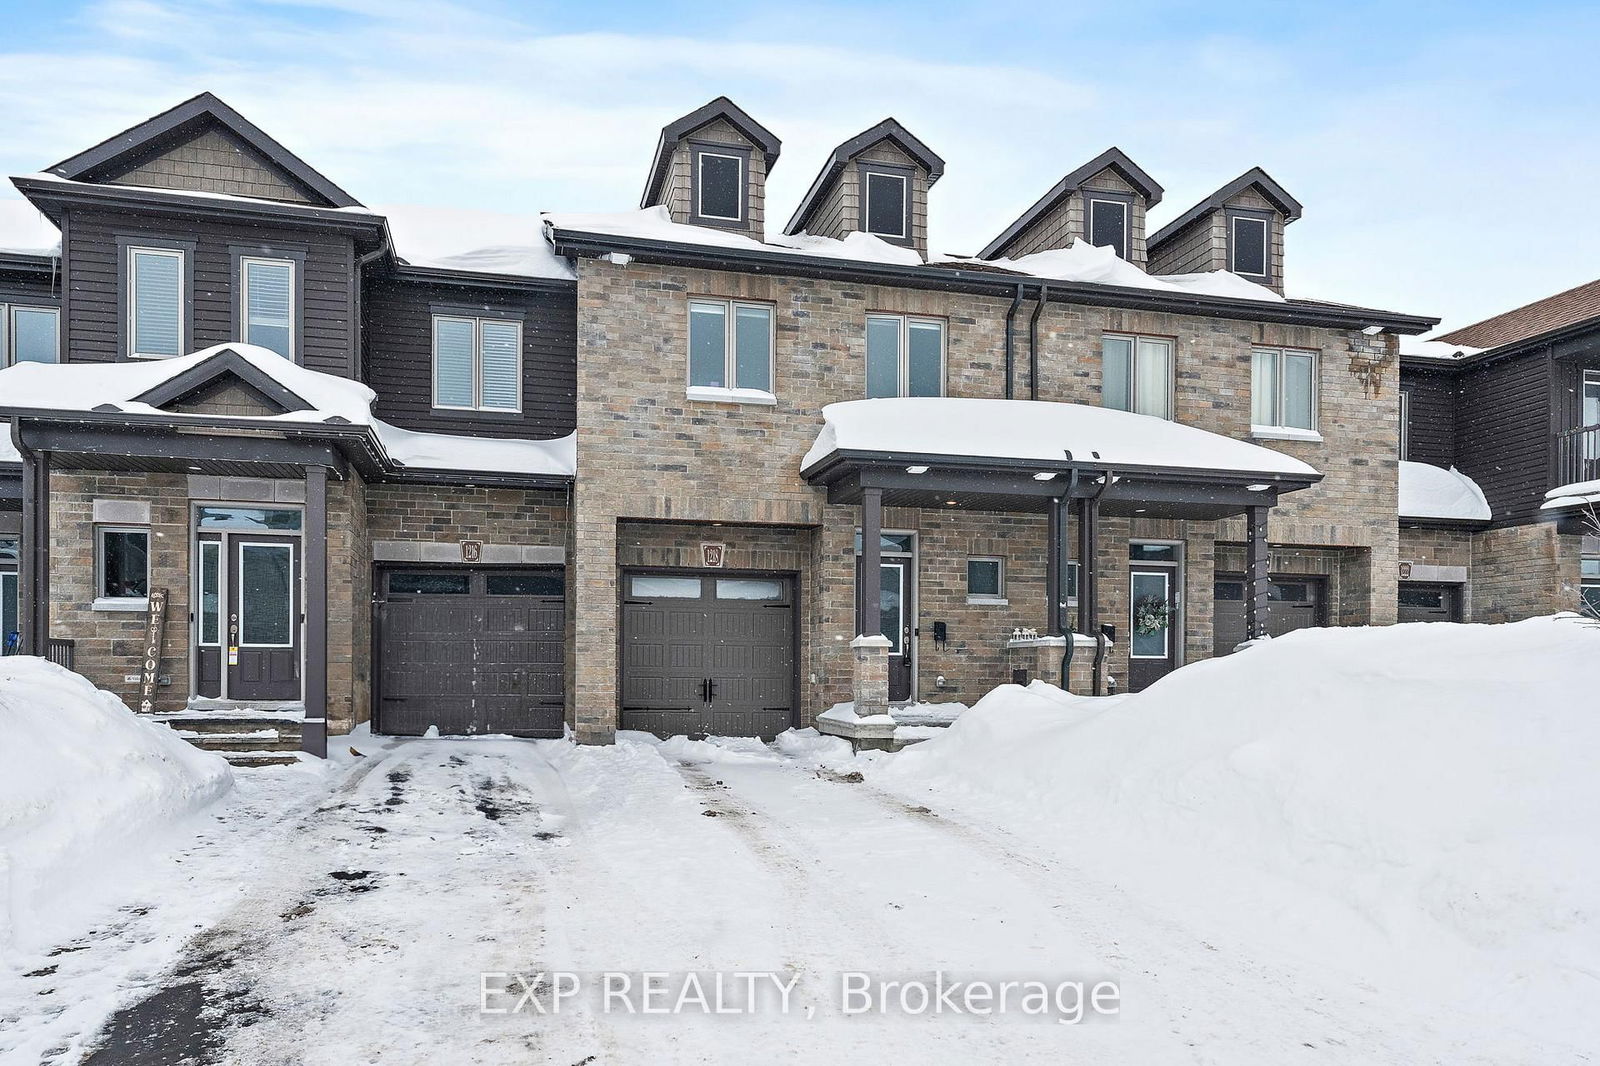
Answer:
top-left (19, 441), bottom-right (49, 657)
top-left (1245, 504), bottom-right (1270, 642)
top-left (1077, 495), bottom-right (1099, 637)
top-left (302, 464), bottom-right (328, 758)
top-left (856, 487), bottom-right (883, 638)
top-left (1045, 499), bottom-right (1062, 636)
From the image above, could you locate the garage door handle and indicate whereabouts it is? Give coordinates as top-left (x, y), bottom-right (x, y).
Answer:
top-left (707, 678), bottom-right (718, 702)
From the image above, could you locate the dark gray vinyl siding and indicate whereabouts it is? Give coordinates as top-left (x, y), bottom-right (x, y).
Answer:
top-left (1399, 367), bottom-right (1457, 467)
top-left (1453, 355), bottom-right (1552, 524)
top-left (62, 206), bottom-right (356, 376)
top-left (362, 276), bottom-right (577, 440)
top-left (0, 269), bottom-right (62, 307)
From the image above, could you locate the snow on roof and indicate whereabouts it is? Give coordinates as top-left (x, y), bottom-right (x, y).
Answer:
top-left (1399, 335), bottom-right (1484, 360)
top-left (0, 197), bottom-right (60, 256)
top-left (17, 172), bottom-right (383, 218)
top-left (1399, 461), bottom-right (1492, 521)
top-left (0, 421), bottom-right (17, 464)
top-left (0, 344), bottom-right (573, 478)
top-left (801, 397), bottom-right (1320, 479)
top-left (1542, 477), bottom-right (1600, 512)
top-left (545, 207), bottom-right (1292, 305)
top-left (382, 203), bottom-right (576, 281)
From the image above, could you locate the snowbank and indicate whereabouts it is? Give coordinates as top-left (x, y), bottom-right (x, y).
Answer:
top-left (873, 616), bottom-right (1600, 1031)
top-left (0, 658), bottom-right (232, 944)
top-left (1398, 460), bottom-right (1492, 520)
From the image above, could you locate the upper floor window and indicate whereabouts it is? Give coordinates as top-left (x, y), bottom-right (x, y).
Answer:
top-left (1088, 196), bottom-right (1130, 259)
top-left (1, 304), bottom-right (59, 366)
top-left (1252, 347), bottom-right (1318, 431)
top-left (1229, 214), bottom-right (1269, 279)
top-left (866, 314), bottom-right (943, 398)
top-left (1399, 389), bottom-right (1410, 460)
top-left (862, 169), bottom-right (909, 240)
top-left (432, 314), bottom-right (522, 413)
top-left (1583, 370), bottom-right (1600, 428)
top-left (693, 148), bottom-right (745, 225)
top-left (1102, 334), bottom-right (1173, 420)
top-left (688, 299), bottom-right (773, 397)
top-left (128, 246), bottom-right (184, 359)
top-left (240, 257), bottom-right (295, 360)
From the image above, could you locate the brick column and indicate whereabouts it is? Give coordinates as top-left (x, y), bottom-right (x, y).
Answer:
top-left (850, 634), bottom-right (891, 717)
top-left (572, 497), bottom-right (618, 745)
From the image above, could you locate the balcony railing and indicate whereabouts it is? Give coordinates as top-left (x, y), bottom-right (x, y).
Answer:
top-left (1554, 423), bottom-right (1600, 488)
top-left (46, 638), bottom-right (76, 671)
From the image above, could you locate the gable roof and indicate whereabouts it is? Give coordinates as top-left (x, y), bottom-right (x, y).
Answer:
top-left (1148, 166), bottom-right (1302, 250)
top-left (641, 97), bottom-right (781, 209)
top-left (978, 147), bottom-right (1164, 260)
top-left (784, 118), bottom-right (945, 236)
top-left (131, 347), bottom-right (316, 414)
top-left (1435, 277), bottom-right (1600, 351)
top-left (48, 92), bottom-right (361, 209)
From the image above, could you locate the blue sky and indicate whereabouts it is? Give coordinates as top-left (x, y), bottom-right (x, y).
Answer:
top-left (1, 0), bottom-right (1598, 328)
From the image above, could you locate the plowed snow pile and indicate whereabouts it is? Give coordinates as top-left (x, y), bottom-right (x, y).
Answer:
top-left (875, 615), bottom-right (1599, 1033)
top-left (0, 657), bottom-right (232, 944)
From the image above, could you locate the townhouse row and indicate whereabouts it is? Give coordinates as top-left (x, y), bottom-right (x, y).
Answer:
top-left (0, 93), bottom-right (1590, 757)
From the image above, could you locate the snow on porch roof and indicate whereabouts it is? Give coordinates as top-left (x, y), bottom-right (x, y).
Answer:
top-left (1399, 461), bottom-right (1492, 521)
top-left (801, 397), bottom-right (1320, 480)
top-left (0, 343), bottom-right (574, 479)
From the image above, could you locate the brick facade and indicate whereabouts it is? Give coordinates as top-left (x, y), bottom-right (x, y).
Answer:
top-left (1469, 524), bottom-right (1584, 622)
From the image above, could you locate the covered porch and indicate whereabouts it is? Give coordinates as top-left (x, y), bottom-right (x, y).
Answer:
top-left (801, 398), bottom-right (1322, 740)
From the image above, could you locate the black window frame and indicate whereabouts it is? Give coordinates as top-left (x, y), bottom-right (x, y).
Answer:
top-left (1226, 210), bottom-right (1272, 281)
top-left (688, 141), bottom-right (752, 229)
top-left (858, 162), bottom-right (913, 246)
top-left (1086, 191), bottom-right (1133, 259)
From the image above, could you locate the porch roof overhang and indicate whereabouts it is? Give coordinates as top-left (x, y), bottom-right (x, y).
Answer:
top-left (801, 398), bottom-right (1322, 520)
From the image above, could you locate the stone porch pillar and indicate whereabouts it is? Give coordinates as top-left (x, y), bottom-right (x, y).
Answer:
top-left (850, 634), bottom-right (892, 717)
top-left (302, 464), bottom-right (329, 758)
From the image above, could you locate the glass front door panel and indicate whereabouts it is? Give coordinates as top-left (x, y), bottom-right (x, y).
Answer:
top-left (239, 543), bottom-right (294, 647)
top-left (198, 541), bottom-right (221, 645)
top-left (1130, 571), bottom-right (1171, 658)
top-left (1, 572), bottom-right (16, 651)
top-left (879, 562), bottom-right (905, 654)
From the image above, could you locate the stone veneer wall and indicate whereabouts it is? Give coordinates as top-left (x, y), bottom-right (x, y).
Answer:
top-left (1469, 524), bottom-right (1583, 622)
top-left (572, 258), bottom-right (1404, 740)
top-left (327, 471), bottom-right (369, 734)
top-left (365, 484), bottom-right (569, 548)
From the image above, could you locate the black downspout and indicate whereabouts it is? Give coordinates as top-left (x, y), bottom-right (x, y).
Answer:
top-left (1058, 463), bottom-right (1079, 689)
top-left (1087, 470), bottom-right (1115, 696)
top-left (1027, 283), bottom-right (1049, 401)
top-left (1003, 285), bottom-right (1024, 400)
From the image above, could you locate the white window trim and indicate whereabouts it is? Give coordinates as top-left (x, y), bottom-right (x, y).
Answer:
top-left (1102, 332), bottom-right (1175, 420)
top-left (864, 171), bottom-right (909, 239)
top-left (966, 556), bottom-right (1007, 605)
top-left (695, 150), bottom-right (745, 223)
top-left (431, 314), bottom-right (524, 414)
top-left (1088, 197), bottom-right (1130, 258)
top-left (1251, 346), bottom-right (1320, 433)
top-left (127, 245), bottom-right (186, 360)
top-left (239, 256), bottom-right (296, 361)
top-left (685, 298), bottom-right (775, 401)
top-left (95, 525), bottom-right (150, 605)
top-left (1399, 389), bottom-right (1410, 460)
top-left (1583, 370), bottom-right (1600, 428)
top-left (1230, 215), bottom-right (1270, 278)
top-left (867, 313), bottom-right (946, 398)
top-left (1, 303), bottom-right (60, 367)
top-left (236, 541), bottom-right (296, 649)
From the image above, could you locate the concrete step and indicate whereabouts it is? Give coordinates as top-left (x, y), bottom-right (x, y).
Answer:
top-left (180, 730), bottom-right (300, 753)
top-left (222, 751), bottom-right (307, 768)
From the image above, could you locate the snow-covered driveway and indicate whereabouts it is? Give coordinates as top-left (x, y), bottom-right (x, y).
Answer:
top-left (0, 731), bottom-right (1540, 1064)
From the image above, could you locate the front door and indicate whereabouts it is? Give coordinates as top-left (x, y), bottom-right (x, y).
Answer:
top-left (229, 537), bottom-right (301, 701)
top-left (1128, 566), bottom-right (1177, 691)
top-left (879, 559), bottom-right (913, 702)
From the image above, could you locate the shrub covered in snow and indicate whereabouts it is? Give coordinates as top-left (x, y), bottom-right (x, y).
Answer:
top-left (0, 658), bottom-right (232, 944)
top-left (874, 615), bottom-right (1600, 1032)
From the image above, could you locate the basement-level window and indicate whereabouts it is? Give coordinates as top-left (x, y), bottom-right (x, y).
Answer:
top-left (866, 314), bottom-right (943, 398)
top-left (1102, 334), bottom-right (1174, 420)
top-left (433, 314), bottom-right (522, 413)
top-left (688, 299), bottom-right (773, 396)
top-left (1252, 347), bottom-right (1318, 431)
top-left (97, 527), bottom-right (150, 602)
top-left (1229, 214), bottom-right (1269, 279)
top-left (1088, 197), bottom-right (1130, 259)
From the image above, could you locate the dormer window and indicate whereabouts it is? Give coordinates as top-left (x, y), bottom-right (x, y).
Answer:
top-left (1087, 195), bottom-right (1130, 258)
top-left (1229, 213), bottom-right (1270, 279)
top-left (692, 145), bottom-right (748, 226)
top-left (862, 167), bottom-right (909, 240)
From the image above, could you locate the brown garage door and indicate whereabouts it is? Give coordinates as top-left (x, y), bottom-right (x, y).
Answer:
top-left (1213, 574), bottom-right (1326, 656)
top-left (621, 571), bottom-right (795, 739)
top-left (377, 568), bottom-right (565, 738)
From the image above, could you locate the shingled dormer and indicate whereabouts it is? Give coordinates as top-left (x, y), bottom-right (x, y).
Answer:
top-left (640, 97), bottom-right (781, 240)
top-left (783, 119), bottom-right (944, 258)
top-left (47, 91), bottom-right (361, 208)
top-left (979, 148), bottom-right (1163, 266)
top-left (1146, 167), bottom-right (1301, 293)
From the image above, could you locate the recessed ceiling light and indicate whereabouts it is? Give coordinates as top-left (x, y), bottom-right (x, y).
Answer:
top-left (906, 465), bottom-right (929, 474)
top-left (1033, 472), bottom-right (1057, 481)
